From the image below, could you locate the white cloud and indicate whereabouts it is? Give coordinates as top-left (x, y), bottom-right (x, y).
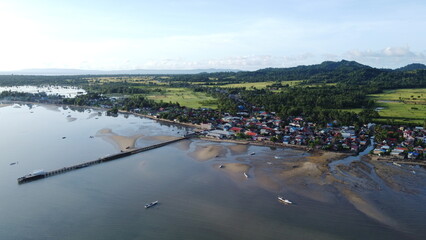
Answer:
top-left (344, 47), bottom-right (426, 68)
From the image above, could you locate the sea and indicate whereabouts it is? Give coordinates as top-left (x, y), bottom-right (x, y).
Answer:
top-left (0, 104), bottom-right (424, 240)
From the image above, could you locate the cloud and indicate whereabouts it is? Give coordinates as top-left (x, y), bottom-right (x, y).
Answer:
top-left (344, 47), bottom-right (426, 68)
top-left (137, 54), bottom-right (316, 70)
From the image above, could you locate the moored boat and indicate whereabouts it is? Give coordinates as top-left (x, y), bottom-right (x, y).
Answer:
top-left (278, 196), bottom-right (292, 205)
top-left (145, 200), bottom-right (158, 209)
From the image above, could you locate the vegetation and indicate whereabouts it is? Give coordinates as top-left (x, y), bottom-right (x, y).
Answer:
top-left (1, 60), bottom-right (425, 126)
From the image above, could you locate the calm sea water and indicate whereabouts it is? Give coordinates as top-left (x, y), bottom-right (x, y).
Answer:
top-left (0, 104), bottom-right (423, 240)
top-left (0, 85), bottom-right (86, 97)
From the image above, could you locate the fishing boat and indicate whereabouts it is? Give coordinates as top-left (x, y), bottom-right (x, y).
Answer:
top-left (278, 196), bottom-right (292, 205)
top-left (145, 201), bottom-right (158, 209)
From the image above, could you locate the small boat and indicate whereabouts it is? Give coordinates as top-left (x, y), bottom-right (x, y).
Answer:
top-left (278, 196), bottom-right (292, 205)
top-left (250, 152), bottom-right (255, 155)
top-left (145, 201), bottom-right (158, 209)
top-left (10, 162), bottom-right (18, 165)
top-left (62, 137), bottom-right (66, 139)
top-left (244, 172), bottom-right (249, 178)
top-left (393, 162), bottom-right (401, 167)
top-left (274, 156), bottom-right (281, 159)
top-left (219, 165), bottom-right (224, 168)
top-left (412, 170), bottom-right (416, 174)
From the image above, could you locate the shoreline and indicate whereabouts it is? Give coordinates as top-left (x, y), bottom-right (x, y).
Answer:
top-left (3, 101), bottom-right (356, 156)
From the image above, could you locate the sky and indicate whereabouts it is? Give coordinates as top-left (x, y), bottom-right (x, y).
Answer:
top-left (0, 0), bottom-right (425, 71)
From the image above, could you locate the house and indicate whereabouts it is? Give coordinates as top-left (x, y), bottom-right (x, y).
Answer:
top-left (206, 130), bottom-right (233, 139)
top-left (245, 131), bottom-right (258, 137)
top-left (373, 148), bottom-right (386, 155)
top-left (229, 127), bottom-right (243, 133)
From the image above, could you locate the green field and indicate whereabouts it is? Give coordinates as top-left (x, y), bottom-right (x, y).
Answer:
top-left (218, 80), bottom-right (302, 89)
top-left (369, 89), bottom-right (426, 124)
top-left (145, 88), bottom-right (217, 109)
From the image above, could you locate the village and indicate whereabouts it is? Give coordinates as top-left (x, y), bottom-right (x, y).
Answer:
top-left (137, 105), bottom-right (426, 163)
top-left (2, 91), bottom-right (426, 163)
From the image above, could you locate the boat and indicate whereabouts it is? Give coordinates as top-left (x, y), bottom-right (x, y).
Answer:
top-left (10, 162), bottom-right (18, 165)
top-left (145, 201), bottom-right (158, 209)
top-left (219, 165), bottom-right (224, 168)
top-left (17, 169), bottom-right (46, 184)
top-left (250, 152), bottom-right (255, 155)
top-left (244, 172), bottom-right (249, 178)
top-left (278, 196), bottom-right (292, 205)
top-left (393, 162), bottom-right (402, 167)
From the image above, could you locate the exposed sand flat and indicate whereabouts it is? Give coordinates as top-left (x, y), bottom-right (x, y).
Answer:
top-left (253, 167), bottom-right (282, 192)
top-left (96, 128), bottom-right (144, 152)
top-left (189, 144), bottom-right (227, 161)
top-left (227, 144), bottom-right (249, 155)
top-left (218, 163), bottom-right (252, 182)
top-left (340, 188), bottom-right (400, 229)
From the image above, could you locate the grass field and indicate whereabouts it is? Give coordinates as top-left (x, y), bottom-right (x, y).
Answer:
top-left (145, 88), bottom-right (217, 109)
top-left (218, 80), bottom-right (302, 89)
top-left (369, 88), bottom-right (426, 102)
top-left (368, 89), bottom-right (426, 125)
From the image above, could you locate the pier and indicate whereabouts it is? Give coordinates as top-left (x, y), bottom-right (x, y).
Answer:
top-left (18, 136), bottom-right (191, 184)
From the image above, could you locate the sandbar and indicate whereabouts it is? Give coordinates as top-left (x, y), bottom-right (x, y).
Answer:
top-left (96, 128), bottom-right (144, 152)
top-left (189, 144), bottom-right (227, 161)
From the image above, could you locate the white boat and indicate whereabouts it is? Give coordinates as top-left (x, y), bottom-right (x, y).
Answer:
top-left (144, 201), bottom-right (158, 209)
top-left (278, 196), bottom-right (292, 205)
top-left (219, 165), bottom-right (224, 168)
top-left (393, 162), bottom-right (401, 167)
top-left (244, 172), bottom-right (249, 178)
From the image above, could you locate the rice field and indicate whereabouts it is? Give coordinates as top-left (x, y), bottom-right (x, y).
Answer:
top-left (145, 88), bottom-right (217, 109)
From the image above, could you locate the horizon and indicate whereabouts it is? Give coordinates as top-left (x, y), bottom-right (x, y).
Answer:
top-left (0, 60), bottom-right (423, 75)
top-left (0, 1), bottom-right (425, 71)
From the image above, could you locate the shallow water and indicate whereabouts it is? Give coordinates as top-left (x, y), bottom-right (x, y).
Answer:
top-left (0, 104), bottom-right (424, 240)
top-left (0, 85), bottom-right (86, 97)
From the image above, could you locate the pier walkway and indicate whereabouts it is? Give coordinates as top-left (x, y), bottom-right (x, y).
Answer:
top-left (18, 136), bottom-right (191, 184)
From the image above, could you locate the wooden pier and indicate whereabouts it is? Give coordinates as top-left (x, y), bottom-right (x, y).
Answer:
top-left (18, 136), bottom-right (190, 184)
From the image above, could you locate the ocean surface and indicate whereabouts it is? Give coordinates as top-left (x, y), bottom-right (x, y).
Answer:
top-left (0, 104), bottom-right (424, 240)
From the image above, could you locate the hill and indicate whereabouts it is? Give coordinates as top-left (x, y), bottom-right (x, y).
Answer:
top-left (396, 63), bottom-right (426, 71)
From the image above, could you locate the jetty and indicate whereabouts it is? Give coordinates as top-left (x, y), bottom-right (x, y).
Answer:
top-left (18, 136), bottom-right (192, 184)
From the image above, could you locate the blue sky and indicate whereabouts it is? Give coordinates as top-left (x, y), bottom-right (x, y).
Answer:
top-left (0, 0), bottom-right (425, 70)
